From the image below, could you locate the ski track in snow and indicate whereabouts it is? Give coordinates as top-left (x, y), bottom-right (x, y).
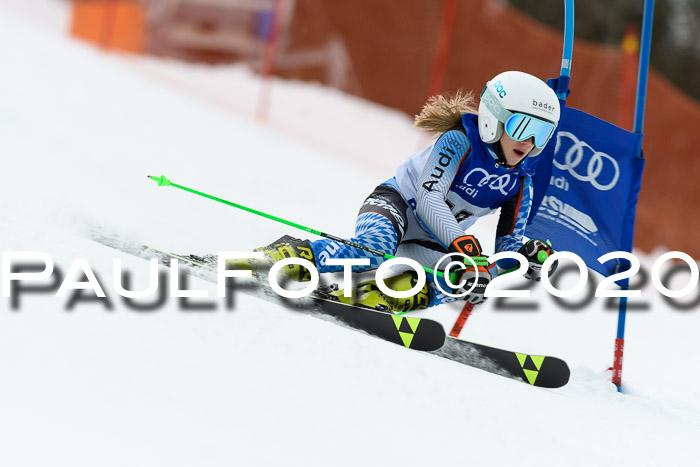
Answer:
top-left (1, 2), bottom-right (699, 466)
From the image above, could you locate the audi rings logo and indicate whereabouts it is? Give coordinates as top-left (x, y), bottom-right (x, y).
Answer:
top-left (553, 131), bottom-right (620, 191)
top-left (462, 168), bottom-right (516, 196)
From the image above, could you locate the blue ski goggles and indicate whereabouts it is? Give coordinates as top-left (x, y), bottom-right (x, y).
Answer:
top-left (503, 113), bottom-right (556, 149)
top-left (503, 113), bottom-right (557, 149)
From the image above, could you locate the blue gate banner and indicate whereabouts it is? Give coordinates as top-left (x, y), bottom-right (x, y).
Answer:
top-left (524, 106), bottom-right (646, 277)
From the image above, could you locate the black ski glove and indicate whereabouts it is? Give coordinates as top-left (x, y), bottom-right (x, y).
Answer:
top-left (446, 235), bottom-right (491, 305)
top-left (453, 263), bottom-right (494, 305)
top-left (448, 235), bottom-right (483, 258)
top-left (518, 239), bottom-right (557, 281)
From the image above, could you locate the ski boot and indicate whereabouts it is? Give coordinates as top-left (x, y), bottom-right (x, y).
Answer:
top-left (225, 235), bottom-right (317, 281)
top-left (328, 271), bottom-right (430, 313)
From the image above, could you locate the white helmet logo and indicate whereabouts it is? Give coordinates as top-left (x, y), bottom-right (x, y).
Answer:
top-left (493, 80), bottom-right (507, 98)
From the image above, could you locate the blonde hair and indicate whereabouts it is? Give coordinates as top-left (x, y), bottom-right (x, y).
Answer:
top-left (414, 90), bottom-right (477, 133)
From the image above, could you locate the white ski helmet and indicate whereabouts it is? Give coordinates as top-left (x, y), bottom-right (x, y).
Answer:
top-left (478, 71), bottom-right (560, 157)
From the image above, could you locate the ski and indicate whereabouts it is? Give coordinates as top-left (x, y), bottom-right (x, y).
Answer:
top-left (90, 230), bottom-right (570, 388)
top-left (432, 338), bottom-right (570, 388)
top-left (91, 231), bottom-right (446, 352)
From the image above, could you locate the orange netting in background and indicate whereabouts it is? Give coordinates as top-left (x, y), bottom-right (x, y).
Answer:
top-left (71, 0), bottom-right (145, 53)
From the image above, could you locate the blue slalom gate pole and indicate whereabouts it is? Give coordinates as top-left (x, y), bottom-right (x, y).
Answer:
top-left (556, 0), bottom-right (575, 100)
top-left (634, 0), bottom-right (655, 145)
top-left (613, 0), bottom-right (655, 392)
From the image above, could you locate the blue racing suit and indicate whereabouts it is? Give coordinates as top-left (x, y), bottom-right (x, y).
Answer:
top-left (310, 113), bottom-right (535, 307)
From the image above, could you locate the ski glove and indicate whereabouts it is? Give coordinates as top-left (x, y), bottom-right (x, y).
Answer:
top-left (453, 263), bottom-right (494, 305)
top-left (447, 235), bottom-right (489, 304)
top-left (518, 239), bottom-right (558, 281)
top-left (448, 235), bottom-right (483, 257)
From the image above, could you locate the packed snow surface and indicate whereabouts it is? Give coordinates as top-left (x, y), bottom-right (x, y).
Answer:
top-left (1, 2), bottom-right (698, 466)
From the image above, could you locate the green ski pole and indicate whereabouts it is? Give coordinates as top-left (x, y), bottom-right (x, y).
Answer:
top-left (147, 174), bottom-right (459, 279)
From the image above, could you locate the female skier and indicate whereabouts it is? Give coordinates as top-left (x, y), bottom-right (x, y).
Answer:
top-left (240, 71), bottom-right (560, 312)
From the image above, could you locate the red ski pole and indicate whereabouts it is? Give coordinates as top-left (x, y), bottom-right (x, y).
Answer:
top-left (448, 258), bottom-right (542, 338)
top-left (449, 302), bottom-right (474, 338)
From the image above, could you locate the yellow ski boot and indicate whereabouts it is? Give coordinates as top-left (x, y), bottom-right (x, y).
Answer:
top-left (329, 272), bottom-right (430, 313)
top-left (225, 235), bottom-right (316, 282)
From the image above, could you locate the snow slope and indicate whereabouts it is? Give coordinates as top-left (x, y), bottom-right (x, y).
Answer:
top-left (1, 2), bottom-right (699, 466)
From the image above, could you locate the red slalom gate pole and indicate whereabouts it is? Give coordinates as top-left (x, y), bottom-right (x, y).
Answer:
top-left (257, 0), bottom-right (286, 122)
top-left (418, 0), bottom-right (458, 150)
top-left (612, 338), bottom-right (625, 387)
top-left (449, 302), bottom-right (474, 338)
top-left (426, 0), bottom-right (459, 97)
